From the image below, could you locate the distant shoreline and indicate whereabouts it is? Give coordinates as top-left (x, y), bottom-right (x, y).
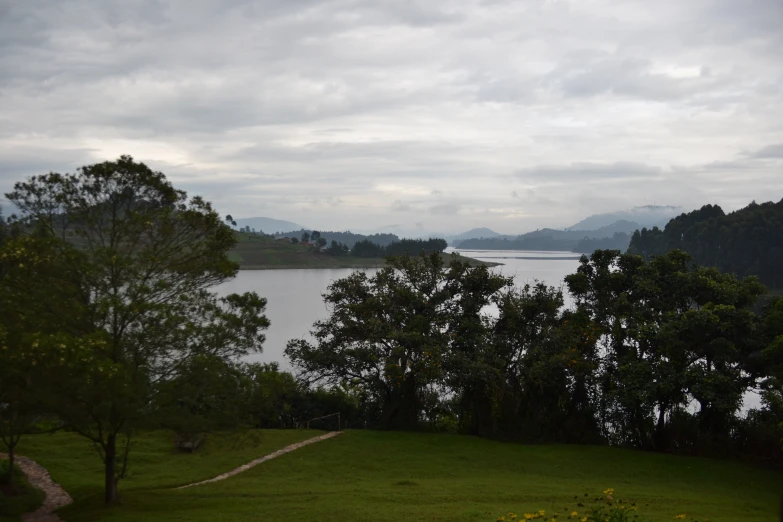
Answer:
top-left (237, 253), bottom-right (501, 270)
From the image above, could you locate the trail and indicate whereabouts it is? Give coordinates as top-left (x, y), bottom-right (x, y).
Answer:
top-left (0, 453), bottom-right (72, 522)
top-left (177, 431), bottom-right (342, 489)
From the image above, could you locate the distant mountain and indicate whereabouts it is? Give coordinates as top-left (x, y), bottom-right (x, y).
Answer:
top-left (234, 216), bottom-right (305, 234)
top-left (567, 206), bottom-right (682, 231)
top-left (456, 219), bottom-right (641, 252)
top-left (445, 227), bottom-right (502, 245)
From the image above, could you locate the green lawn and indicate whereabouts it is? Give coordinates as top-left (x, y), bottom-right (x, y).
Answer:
top-left (11, 430), bottom-right (782, 522)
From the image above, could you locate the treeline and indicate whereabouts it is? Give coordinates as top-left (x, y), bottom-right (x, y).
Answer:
top-left (287, 251), bottom-right (783, 467)
top-left (572, 232), bottom-right (631, 253)
top-left (628, 199), bottom-right (783, 289)
top-left (350, 237), bottom-right (448, 258)
top-left (274, 229), bottom-right (399, 248)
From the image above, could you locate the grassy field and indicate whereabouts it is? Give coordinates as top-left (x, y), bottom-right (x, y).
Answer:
top-left (230, 233), bottom-right (498, 269)
top-left (8, 430), bottom-right (782, 522)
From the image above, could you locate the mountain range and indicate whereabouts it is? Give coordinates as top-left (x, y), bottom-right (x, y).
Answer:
top-left (233, 216), bottom-right (305, 234)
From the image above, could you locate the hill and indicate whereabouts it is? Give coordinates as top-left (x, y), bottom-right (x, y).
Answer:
top-left (456, 220), bottom-right (640, 252)
top-left (445, 227), bottom-right (502, 244)
top-left (273, 230), bottom-right (399, 248)
top-left (233, 216), bottom-right (305, 234)
top-left (567, 205), bottom-right (682, 231)
top-left (13, 429), bottom-right (781, 521)
top-left (229, 233), bottom-right (497, 269)
top-left (628, 198), bottom-right (783, 289)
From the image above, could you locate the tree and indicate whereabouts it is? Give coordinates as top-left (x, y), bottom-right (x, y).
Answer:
top-left (286, 253), bottom-right (510, 430)
top-left (311, 230), bottom-right (321, 241)
top-left (316, 237), bottom-right (327, 248)
top-left (565, 249), bottom-right (765, 450)
top-left (301, 231), bottom-right (311, 243)
top-left (5, 156), bottom-right (270, 504)
top-left (290, 237), bottom-right (299, 244)
top-left (224, 214), bottom-right (237, 227)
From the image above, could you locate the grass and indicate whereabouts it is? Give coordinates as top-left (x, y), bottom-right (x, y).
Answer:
top-left (0, 459), bottom-right (46, 522)
top-left (13, 430), bottom-right (783, 522)
top-left (230, 233), bottom-right (498, 269)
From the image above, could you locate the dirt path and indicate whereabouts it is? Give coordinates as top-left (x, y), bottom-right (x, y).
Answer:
top-left (0, 453), bottom-right (72, 522)
top-left (177, 431), bottom-right (342, 489)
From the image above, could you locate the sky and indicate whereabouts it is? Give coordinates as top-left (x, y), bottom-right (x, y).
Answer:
top-left (1, 0), bottom-right (781, 235)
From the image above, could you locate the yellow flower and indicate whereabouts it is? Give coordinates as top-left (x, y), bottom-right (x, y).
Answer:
top-left (581, 518), bottom-right (587, 522)
top-left (539, 511), bottom-right (545, 516)
top-left (571, 512), bottom-right (578, 518)
top-left (602, 488), bottom-right (614, 495)
top-left (674, 516), bottom-right (686, 520)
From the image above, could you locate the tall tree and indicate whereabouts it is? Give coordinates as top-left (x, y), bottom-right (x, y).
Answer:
top-left (286, 253), bottom-right (510, 430)
top-left (5, 156), bottom-right (269, 504)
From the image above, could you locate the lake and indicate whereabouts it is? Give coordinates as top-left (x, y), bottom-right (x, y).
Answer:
top-left (215, 249), bottom-right (583, 368)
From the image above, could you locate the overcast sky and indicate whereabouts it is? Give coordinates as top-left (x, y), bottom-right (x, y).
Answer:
top-left (1, 0), bottom-right (781, 234)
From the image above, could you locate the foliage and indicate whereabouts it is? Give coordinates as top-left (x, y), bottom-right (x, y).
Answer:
top-left (565, 249), bottom-right (766, 452)
top-left (286, 252), bottom-right (511, 430)
top-left (496, 489), bottom-right (649, 522)
top-left (3, 156), bottom-right (270, 504)
top-left (573, 232), bottom-right (632, 254)
top-left (628, 199), bottom-right (783, 289)
top-left (275, 229), bottom-right (399, 248)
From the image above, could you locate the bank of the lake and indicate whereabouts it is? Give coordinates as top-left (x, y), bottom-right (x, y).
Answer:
top-left (230, 233), bottom-right (498, 270)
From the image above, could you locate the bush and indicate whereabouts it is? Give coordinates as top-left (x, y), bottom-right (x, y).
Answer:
top-left (494, 489), bottom-right (698, 522)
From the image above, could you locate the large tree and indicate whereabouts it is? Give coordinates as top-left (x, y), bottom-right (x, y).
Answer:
top-left (286, 253), bottom-right (510, 430)
top-left (5, 156), bottom-right (269, 504)
top-left (566, 249), bottom-right (765, 450)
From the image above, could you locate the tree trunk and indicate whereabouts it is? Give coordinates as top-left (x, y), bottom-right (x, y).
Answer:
top-left (7, 445), bottom-right (15, 490)
top-left (104, 433), bottom-right (118, 504)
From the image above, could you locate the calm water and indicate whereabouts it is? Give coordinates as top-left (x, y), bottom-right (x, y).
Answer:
top-left (214, 249), bottom-right (581, 368)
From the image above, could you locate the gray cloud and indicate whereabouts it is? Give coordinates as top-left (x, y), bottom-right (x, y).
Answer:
top-left (746, 144), bottom-right (783, 159)
top-left (429, 203), bottom-right (461, 216)
top-left (0, 0), bottom-right (781, 233)
top-left (515, 162), bottom-right (663, 182)
top-left (391, 200), bottom-right (411, 212)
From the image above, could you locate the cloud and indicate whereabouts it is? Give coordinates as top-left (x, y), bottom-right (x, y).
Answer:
top-left (391, 200), bottom-right (411, 212)
top-left (0, 0), bottom-right (780, 233)
top-left (746, 144), bottom-right (783, 159)
top-left (515, 162), bottom-right (663, 182)
top-left (429, 203), bottom-right (461, 215)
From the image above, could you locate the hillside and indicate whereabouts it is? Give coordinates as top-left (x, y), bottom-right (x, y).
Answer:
top-left (446, 227), bottom-right (501, 244)
top-left (567, 205), bottom-right (682, 231)
top-left (628, 198), bottom-right (783, 289)
top-left (13, 429), bottom-right (781, 521)
top-left (233, 216), bottom-right (305, 234)
top-left (229, 233), bottom-right (497, 269)
top-left (456, 220), bottom-right (639, 252)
